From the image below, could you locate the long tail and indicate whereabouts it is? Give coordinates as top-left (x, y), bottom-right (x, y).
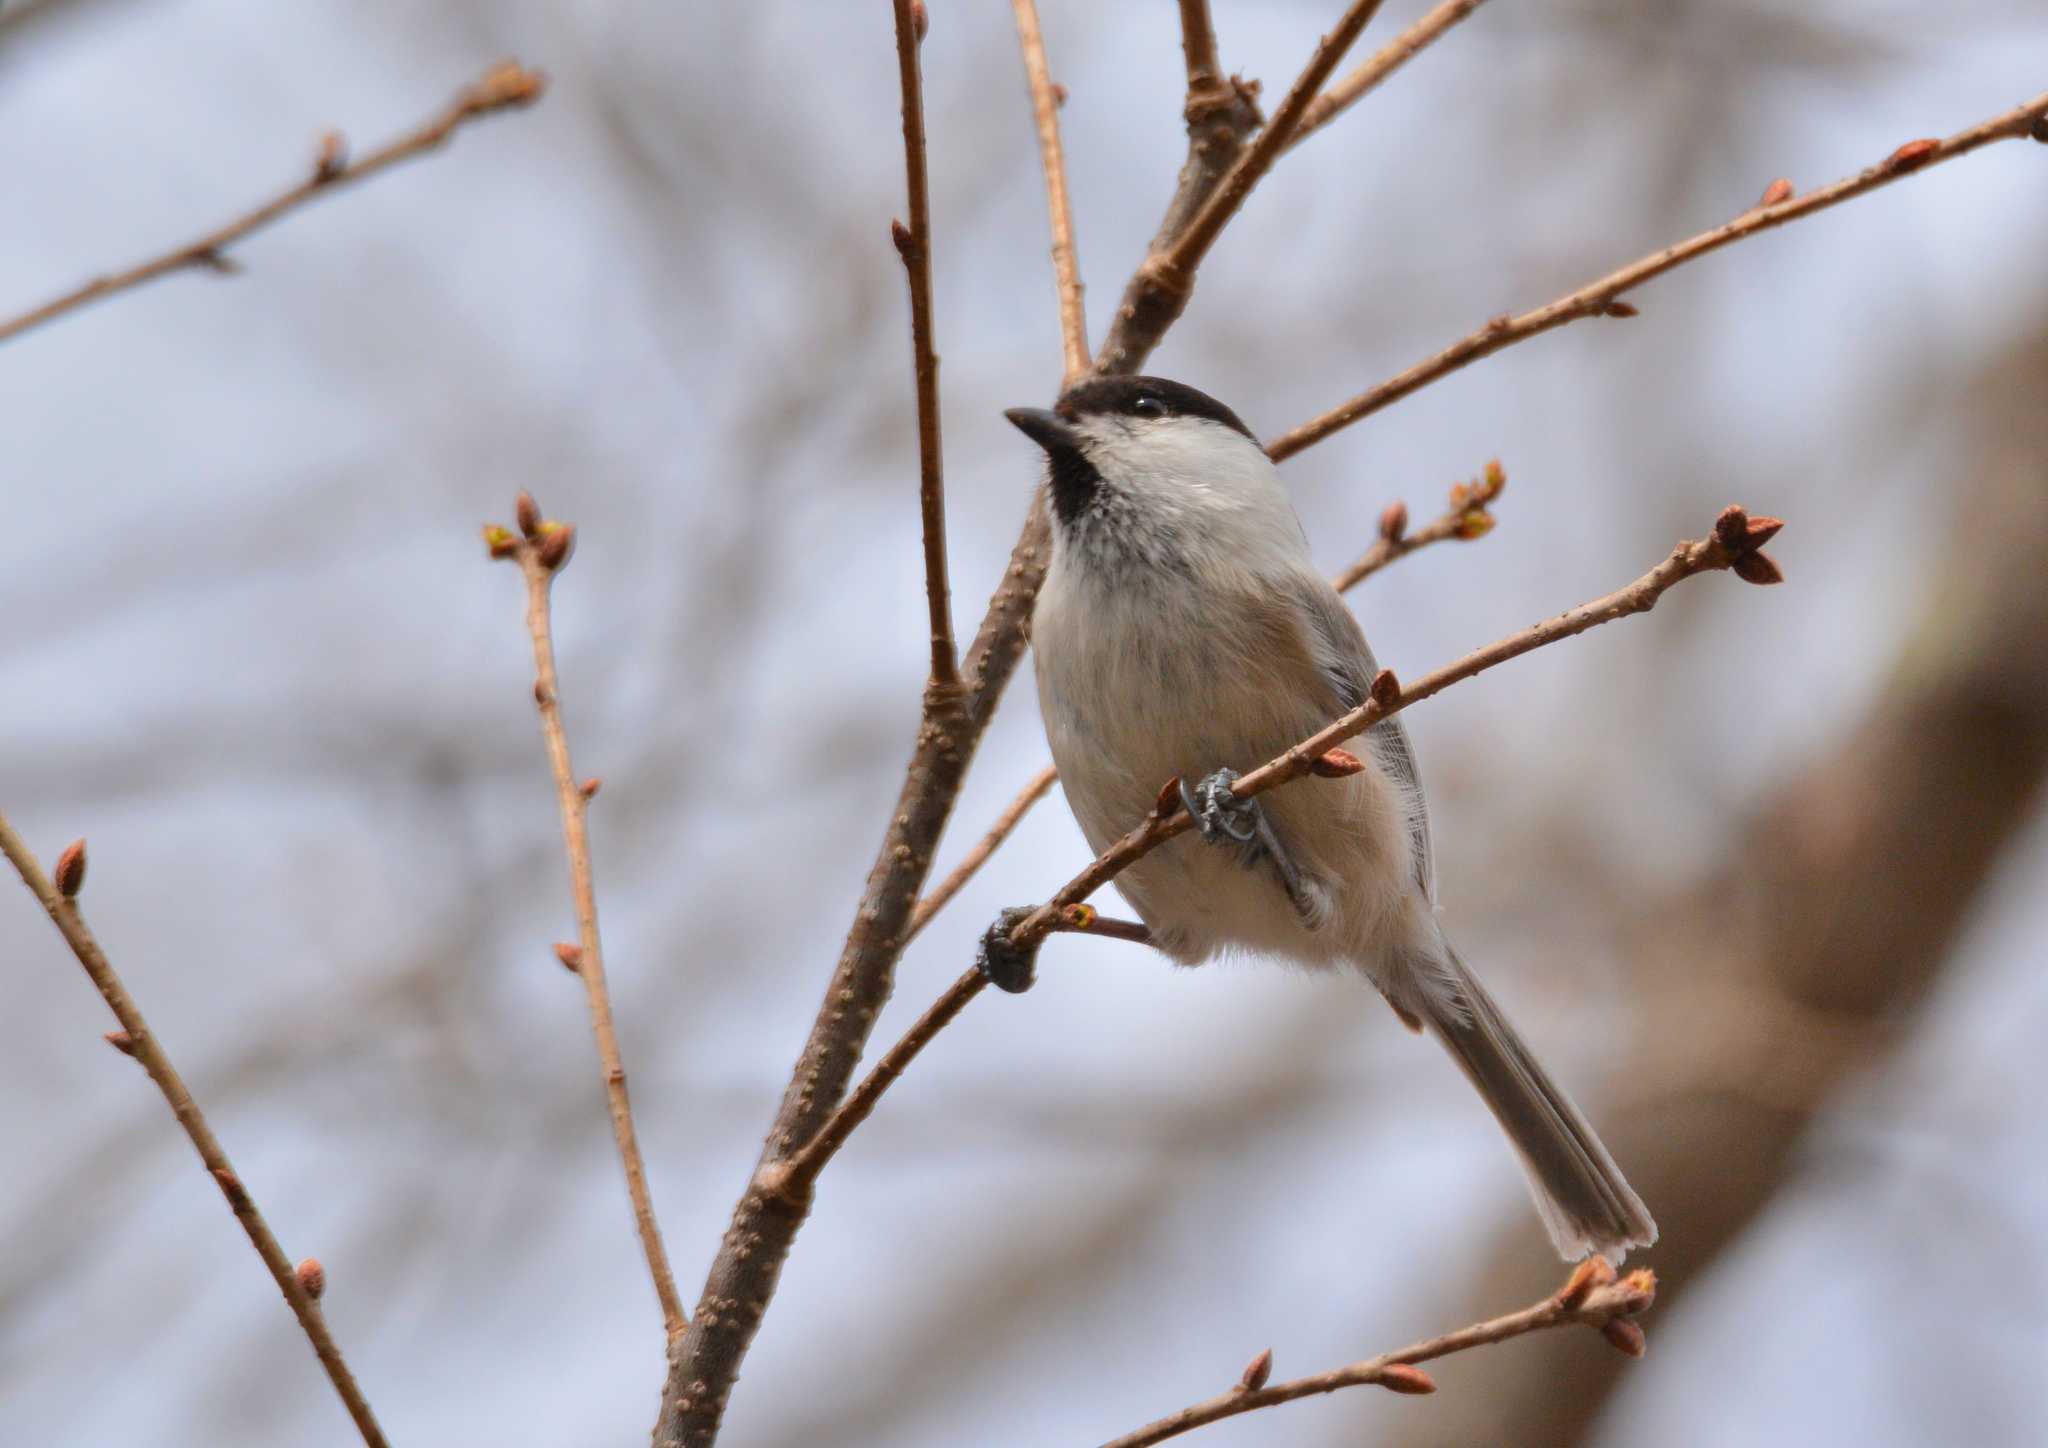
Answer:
top-left (1412, 948), bottom-right (1656, 1264)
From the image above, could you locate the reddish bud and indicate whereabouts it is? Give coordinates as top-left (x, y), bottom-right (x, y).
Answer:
top-left (1378, 500), bottom-right (1409, 543)
top-left (471, 60), bottom-right (547, 111)
top-left (312, 131), bottom-right (347, 183)
top-left (1051, 83), bottom-right (1069, 108)
top-left (1621, 1267), bottom-right (1659, 1307)
top-left (515, 491), bottom-right (543, 538)
top-left (1758, 177), bottom-right (1794, 207)
top-left (1602, 299), bottom-right (1639, 318)
top-left (1311, 748), bottom-right (1365, 778)
top-left (1239, 1348), bottom-right (1273, 1393)
top-left (1732, 550), bottom-right (1784, 586)
top-left (580, 776), bottom-right (602, 800)
top-left (1060, 903), bottom-right (1098, 931)
top-left (1485, 313), bottom-right (1511, 333)
top-left (1481, 458), bottom-right (1507, 498)
top-left (482, 524), bottom-right (519, 559)
top-left (910, 0), bottom-right (928, 41)
top-left (890, 218), bottom-right (915, 261)
top-left (1454, 509), bottom-right (1495, 541)
top-left (104, 1029), bottom-right (139, 1058)
top-left (1601, 1318), bottom-right (1648, 1358)
top-left (1153, 775), bottom-right (1185, 820)
top-left (555, 942), bottom-right (584, 973)
top-left (296, 1257), bottom-right (326, 1300)
top-left (536, 522), bottom-right (576, 571)
top-left (1378, 1364), bottom-right (1437, 1395)
top-left (1744, 515), bottom-right (1784, 548)
top-left (1556, 1256), bottom-right (1616, 1310)
top-left (1884, 138), bottom-right (1938, 172)
top-left (1369, 669), bottom-right (1401, 708)
top-left (1714, 505), bottom-right (1750, 550)
top-left (54, 838), bottom-right (87, 898)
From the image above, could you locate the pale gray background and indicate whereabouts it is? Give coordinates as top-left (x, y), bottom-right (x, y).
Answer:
top-left (3, 2), bottom-right (2045, 1444)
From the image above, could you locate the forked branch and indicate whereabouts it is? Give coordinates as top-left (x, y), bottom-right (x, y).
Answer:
top-left (0, 815), bottom-right (389, 1447)
top-left (0, 61), bottom-right (546, 347)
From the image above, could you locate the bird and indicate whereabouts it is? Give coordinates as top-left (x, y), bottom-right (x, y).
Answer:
top-left (998, 373), bottom-right (1655, 1264)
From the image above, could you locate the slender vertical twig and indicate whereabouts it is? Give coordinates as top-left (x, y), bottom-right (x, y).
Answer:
top-left (891, 0), bottom-right (960, 686)
top-left (0, 813), bottom-right (389, 1447)
top-left (1011, 0), bottom-right (1091, 384)
top-left (1287, 0), bottom-right (1494, 150)
top-left (0, 61), bottom-right (545, 348)
top-left (907, 764), bottom-right (1059, 941)
top-left (493, 506), bottom-right (686, 1338)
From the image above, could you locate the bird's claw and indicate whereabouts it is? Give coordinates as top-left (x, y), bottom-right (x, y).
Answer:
top-left (976, 906), bottom-right (1040, 994)
top-left (1180, 768), bottom-right (1259, 844)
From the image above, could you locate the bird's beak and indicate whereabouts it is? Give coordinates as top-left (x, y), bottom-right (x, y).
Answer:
top-left (1004, 406), bottom-right (1083, 455)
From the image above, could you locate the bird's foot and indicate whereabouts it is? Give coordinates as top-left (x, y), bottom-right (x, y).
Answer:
top-left (1178, 767), bottom-right (1321, 925)
top-left (976, 906), bottom-right (1040, 994)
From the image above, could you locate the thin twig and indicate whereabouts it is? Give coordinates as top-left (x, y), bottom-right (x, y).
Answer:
top-left (0, 813), bottom-right (389, 1447)
top-left (1101, 1262), bottom-right (1658, 1448)
top-left (906, 764), bottom-right (1059, 942)
top-left (1104, 0), bottom-right (1388, 365)
top-left (1012, 0), bottom-right (1091, 384)
top-left (0, 61), bottom-right (545, 348)
top-left (891, 0), bottom-right (960, 687)
top-left (781, 509), bottom-right (1783, 1186)
top-left (1266, 89), bottom-right (2048, 462)
top-left (1287, 0), bottom-right (1494, 151)
top-left (494, 506), bottom-right (686, 1339)
top-left (1176, 0), bottom-right (1224, 90)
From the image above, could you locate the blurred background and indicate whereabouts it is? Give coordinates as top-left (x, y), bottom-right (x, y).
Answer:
top-left (3, 2), bottom-right (2045, 1444)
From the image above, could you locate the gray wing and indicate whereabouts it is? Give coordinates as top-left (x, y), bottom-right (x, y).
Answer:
top-left (1282, 572), bottom-right (1437, 903)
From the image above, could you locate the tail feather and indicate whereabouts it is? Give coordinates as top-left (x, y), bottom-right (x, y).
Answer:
top-left (1412, 949), bottom-right (1656, 1264)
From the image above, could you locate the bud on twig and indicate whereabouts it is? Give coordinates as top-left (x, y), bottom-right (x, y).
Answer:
top-left (1454, 509), bottom-right (1494, 540)
top-left (1732, 551), bottom-right (1785, 586)
top-left (2032, 115), bottom-right (2048, 145)
top-left (1714, 505), bottom-right (1750, 551)
top-left (1744, 515), bottom-right (1785, 549)
top-left (1239, 1348), bottom-right (1273, 1393)
top-left (1060, 903), bottom-right (1098, 931)
top-left (1758, 177), bottom-right (1794, 207)
top-left (1378, 500), bottom-right (1408, 543)
top-left (296, 1257), bottom-right (327, 1300)
top-left (482, 524), bottom-right (519, 559)
top-left (104, 1029), bottom-right (139, 1058)
top-left (1153, 775), bottom-right (1185, 820)
top-left (1884, 138), bottom-right (1938, 173)
top-left (1378, 1364), bottom-right (1437, 1395)
top-left (1052, 83), bottom-right (1069, 108)
top-left (1311, 748), bottom-right (1365, 778)
top-left (891, 218), bottom-right (916, 262)
top-left (1602, 299), bottom-right (1639, 318)
top-left (1556, 1256), bottom-right (1614, 1311)
top-left (536, 522), bottom-right (576, 571)
top-left (910, 0), bottom-right (928, 42)
top-left (468, 60), bottom-right (547, 112)
top-left (1369, 669), bottom-right (1401, 709)
top-left (580, 776), bottom-right (602, 800)
top-left (555, 942), bottom-right (584, 973)
top-left (312, 131), bottom-right (348, 183)
top-left (1480, 458), bottom-right (1506, 499)
top-left (54, 838), bottom-right (87, 898)
top-left (515, 491), bottom-right (543, 538)
top-left (1601, 1318), bottom-right (1648, 1358)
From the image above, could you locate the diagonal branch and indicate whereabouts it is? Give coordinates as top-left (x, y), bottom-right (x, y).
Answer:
top-left (0, 814), bottom-right (389, 1447)
top-left (487, 500), bottom-right (686, 1338)
top-left (1012, 0), bottom-right (1091, 384)
top-left (0, 61), bottom-right (546, 348)
top-left (773, 507), bottom-right (1785, 1191)
top-left (1287, 0), bottom-right (1494, 152)
top-left (1266, 88), bottom-right (2048, 462)
top-left (1100, 1261), bottom-right (1657, 1448)
top-left (891, 0), bottom-right (960, 687)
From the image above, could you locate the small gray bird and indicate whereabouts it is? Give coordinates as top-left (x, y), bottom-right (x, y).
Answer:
top-left (1002, 375), bottom-right (1656, 1264)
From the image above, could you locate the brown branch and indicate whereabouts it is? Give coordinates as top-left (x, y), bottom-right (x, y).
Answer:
top-left (1095, 2), bottom-right (1262, 374)
top-left (906, 763), bottom-right (1059, 942)
top-left (1265, 88), bottom-right (2048, 462)
top-left (1012, 0), bottom-right (1091, 384)
top-left (0, 814), bottom-right (389, 1447)
top-left (780, 508), bottom-right (1783, 1189)
top-left (890, 1), bottom-right (960, 687)
top-left (1287, 0), bottom-right (1494, 151)
top-left (1101, 1262), bottom-right (1657, 1448)
top-left (488, 502), bottom-right (686, 1339)
top-left (0, 61), bottom-right (545, 348)
top-left (1101, 0), bottom-right (1388, 370)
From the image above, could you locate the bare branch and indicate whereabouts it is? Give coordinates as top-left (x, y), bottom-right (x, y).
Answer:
top-left (488, 502), bottom-right (686, 1339)
top-left (0, 61), bottom-right (546, 348)
top-left (1012, 0), bottom-right (1091, 384)
top-left (1101, 1262), bottom-right (1657, 1448)
top-left (1266, 88), bottom-right (2048, 462)
top-left (784, 508), bottom-right (1784, 1186)
top-left (891, 0), bottom-right (960, 687)
top-left (1102, 0), bottom-right (1389, 370)
top-left (1288, 0), bottom-right (1494, 151)
top-left (0, 814), bottom-right (389, 1447)
top-left (907, 763), bottom-right (1059, 942)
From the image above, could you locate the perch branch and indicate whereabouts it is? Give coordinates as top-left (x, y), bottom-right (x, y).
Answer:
top-left (1100, 1262), bottom-right (1657, 1448)
top-left (1288, 0), bottom-right (1495, 151)
top-left (491, 503), bottom-right (686, 1338)
top-left (1266, 87), bottom-right (2048, 461)
top-left (891, 0), bottom-right (960, 687)
top-left (0, 812), bottom-right (389, 1447)
top-left (781, 509), bottom-right (1782, 1187)
top-left (1012, 0), bottom-right (1091, 384)
top-left (0, 60), bottom-right (546, 348)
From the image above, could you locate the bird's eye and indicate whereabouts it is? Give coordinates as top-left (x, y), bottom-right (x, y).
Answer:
top-left (1130, 394), bottom-right (1167, 418)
